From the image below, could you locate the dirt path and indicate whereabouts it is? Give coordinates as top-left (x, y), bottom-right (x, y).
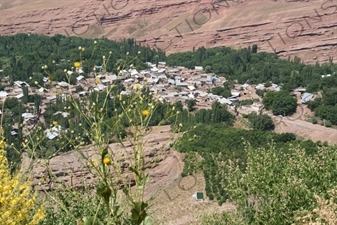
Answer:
top-left (273, 116), bottom-right (337, 145)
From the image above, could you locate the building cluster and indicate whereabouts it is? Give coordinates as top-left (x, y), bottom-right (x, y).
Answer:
top-left (0, 62), bottom-right (318, 140)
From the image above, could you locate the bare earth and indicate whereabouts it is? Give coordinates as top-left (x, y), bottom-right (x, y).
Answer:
top-left (0, 0), bottom-right (336, 64)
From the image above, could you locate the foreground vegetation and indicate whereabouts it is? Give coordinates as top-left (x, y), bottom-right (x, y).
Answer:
top-left (201, 143), bottom-right (337, 225)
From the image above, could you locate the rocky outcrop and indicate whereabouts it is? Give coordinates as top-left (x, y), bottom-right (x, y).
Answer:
top-left (21, 126), bottom-right (182, 192)
top-left (0, 0), bottom-right (336, 64)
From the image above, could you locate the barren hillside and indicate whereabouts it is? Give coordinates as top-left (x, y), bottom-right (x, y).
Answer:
top-left (0, 0), bottom-right (336, 64)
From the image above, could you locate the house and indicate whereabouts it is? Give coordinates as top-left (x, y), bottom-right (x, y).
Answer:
top-left (218, 98), bottom-right (232, 105)
top-left (208, 93), bottom-right (220, 100)
top-left (124, 78), bottom-right (134, 83)
top-left (0, 91), bottom-right (8, 98)
top-left (293, 88), bottom-right (306, 92)
top-left (242, 83), bottom-right (250, 90)
top-left (231, 92), bottom-right (240, 98)
top-left (11, 124), bottom-right (18, 136)
top-left (168, 79), bottom-right (175, 85)
top-left (53, 111), bottom-right (69, 118)
top-left (58, 81), bottom-right (69, 89)
top-left (16, 93), bottom-right (24, 99)
top-left (78, 91), bottom-right (87, 97)
top-left (46, 95), bottom-right (57, 101)
top-left (120, 91), bottom-right (129, 95)
top-left (14, 81), bottom-right (30, 87)
top-left (255, 84), bottom-right (265, 89)
top-left (169, 69), bottom-right (179, 73)
top-left (158, 69), bottom-right (166, 73)
top-left (106, 75), bottom-right (118, 82)
top-left (22, 112), bottom-right (35, 120)
top-left (192, 192), bottom-right (204, 201)
top-left (45, 125), bottom-right (62, 140)
top-left (187, 86), bottom-right (196, 91)
top-left (130, 69), bottom-right (138, 77)
top-left (275, 86), bottom-right (282, 92)
top-left (176, 82), bottom-right (188, 87)
top-left (77, 75), bottom-right (84, 82)
top-left (150, 67), bottom-right (158, 72)
top-left (94, 84), bottom-right (106, 91)
top-left (101, 79), bottom-right (111, 85)
top-left (38, 87), bottom-right (48, 93)
top-left (302, 92), bottom-right (314, 104)
top-left (158, 62), bottom-right (166, 68)
top-left (158, 74), bottom-right (167, 80)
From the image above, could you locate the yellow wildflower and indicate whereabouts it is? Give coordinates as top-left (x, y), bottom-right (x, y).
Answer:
top-left (0, 149), bottom-right (45, 224)
top-left (142, 110), bottom-right (149, 117)
top-left (103, 157), bottom-right (111, 165)
top-left (47, 75), bottom-right (51, 81)
top-left (95, 77), bottom-right (100, 84)
top-left (134, 83), bottom-right (140, 90)
top-left (118, 94), bottom-right (122, 101)
top-left (21, 142), bottom-right (26, 148)
top-left (74, 62), bottom-right (81, 68)
top-left (0, 140), bottom-right (5, 149)
top-left (53, 121), bottom-right (58, 126)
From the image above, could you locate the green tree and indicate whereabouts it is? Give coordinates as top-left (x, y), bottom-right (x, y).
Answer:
top-left (187, 99), bottom-right (196, 112)
top-left (247, 112), bottom-right (274, 131)
top-left (263, 91), bottom-right (297, 116)
top-left (252, 44), bottom-right (257, 53)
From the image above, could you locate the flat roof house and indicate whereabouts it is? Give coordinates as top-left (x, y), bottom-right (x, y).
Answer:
top-left (302, 93), bottom-right (314, 104)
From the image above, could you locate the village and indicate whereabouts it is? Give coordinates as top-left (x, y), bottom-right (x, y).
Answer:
top-left (0, 62), bottom-right (318, 140)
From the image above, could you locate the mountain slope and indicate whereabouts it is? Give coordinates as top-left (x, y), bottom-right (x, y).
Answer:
top-left (0, 0), bottom-right (336, 64)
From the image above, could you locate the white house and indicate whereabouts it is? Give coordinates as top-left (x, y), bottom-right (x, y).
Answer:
top-left (0, 91), bottom-right (8, 98)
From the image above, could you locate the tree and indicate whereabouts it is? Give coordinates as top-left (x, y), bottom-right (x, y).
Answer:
top-left (247, 112), bottom-right (274, 131)
top-left (263, 91), bottom-right (297, 116)
top-left (252, 44), bottom-right (257, 53)
top-left (187, 99), bottom-right (196, 112)
top-left (205, 66), bottom-right (212, 73)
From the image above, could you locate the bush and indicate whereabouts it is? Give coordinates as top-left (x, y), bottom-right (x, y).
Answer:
top-left (324, 120), bottom-right (332, 127)
top-left (311, 116), bottom-right (318, 124)
top-left (247, 112), bottom-right (274, 131)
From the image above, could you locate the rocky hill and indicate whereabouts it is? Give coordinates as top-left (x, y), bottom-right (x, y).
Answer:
top-left (1, 0), bottom-right (336, 64)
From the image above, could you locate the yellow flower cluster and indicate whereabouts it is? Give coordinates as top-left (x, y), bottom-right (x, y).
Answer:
top-left (142, 110), bottom-right (149, 117)
top-left (0, 143), bottom-right (44, 225)
top-left (74, 62), bottom-right (81, 68)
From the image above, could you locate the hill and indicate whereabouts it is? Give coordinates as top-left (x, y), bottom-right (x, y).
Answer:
top-left (0, 0), bottom-right (336, 64)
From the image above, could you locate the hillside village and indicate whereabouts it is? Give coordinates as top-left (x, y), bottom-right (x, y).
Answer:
top-left (0, 62), bottom-right (320, 140)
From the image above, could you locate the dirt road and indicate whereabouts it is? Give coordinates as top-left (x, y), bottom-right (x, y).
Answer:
top-left (273, 116), bottom-right (337, 145)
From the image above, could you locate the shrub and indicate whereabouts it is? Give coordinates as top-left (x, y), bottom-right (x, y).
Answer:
top-left (0, 135), bottom-right (45, 224)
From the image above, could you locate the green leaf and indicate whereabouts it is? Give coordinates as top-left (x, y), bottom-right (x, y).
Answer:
top-left (141, 216), bottom-right (153, 225)
top-left (131, 201), bottom-right (149, 223)
top-left (96, 185), bottom-right (111, 205)
top-left (101, 147), bottom-right (108, 161)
